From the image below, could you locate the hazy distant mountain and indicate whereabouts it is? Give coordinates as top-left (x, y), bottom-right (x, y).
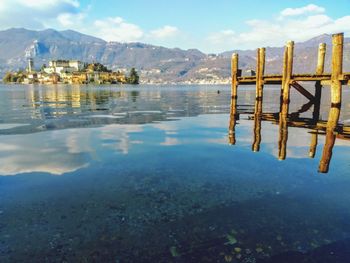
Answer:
top-left (0, 28), bottom-right (349, 83)
top-left (221, 34), bottom-right (350, 75)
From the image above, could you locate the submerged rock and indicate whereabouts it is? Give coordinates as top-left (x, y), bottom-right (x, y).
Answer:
top-left (170, 246), bottom-right (179, 257)
top-left (256, 247), bottom-right (263, 253)
top-left (224, 255), bottom-right (233, 262)
top-left (234, 247), bottom-right (242, 253)
top-left (225, 234), bottom-right (237, 245)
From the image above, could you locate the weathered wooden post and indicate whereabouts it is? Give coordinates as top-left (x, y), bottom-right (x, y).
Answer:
top-left (282, 41), bottom-right (294, 104)
top-left (231, 53), bottom-right (239, 99)
top-left (327, 33), bottom-right (343, 128)
top-left (319, 33), bottom-right (343, 173)
top-left (316, 43), bottom-right (326, 75)
top-left (310, 43), bottom-right (326, 158)
top-left (251, 48), bottom-right (265, 151)
top-left (229, 53), bottom-right (239, 145)
top-left (277, 41), bottom-right (293, 160)
top-left (313, 44), bottom-right (326, 121)
top-left (256, 48), bottom-right (265, 100)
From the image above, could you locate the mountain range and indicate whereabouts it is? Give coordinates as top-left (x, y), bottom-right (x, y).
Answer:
top-left (0, 28), bottom-right (349, 84)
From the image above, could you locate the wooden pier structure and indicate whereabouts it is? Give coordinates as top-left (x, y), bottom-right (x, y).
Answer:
top-left (229, 33), bottom-right (350, 173)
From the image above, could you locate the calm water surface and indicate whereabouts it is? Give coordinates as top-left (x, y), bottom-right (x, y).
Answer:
top-left (0, 84), bottom-right (350, 262)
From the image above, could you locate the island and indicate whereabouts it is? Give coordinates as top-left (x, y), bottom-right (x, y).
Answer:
top-left (3, 59), bottom-right (139, 85)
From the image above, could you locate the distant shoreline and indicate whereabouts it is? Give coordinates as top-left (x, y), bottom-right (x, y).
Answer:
top-left (0, 81), bottom-right (230, 86)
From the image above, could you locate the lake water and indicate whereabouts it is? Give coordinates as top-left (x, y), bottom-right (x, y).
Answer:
top-left (0, 84), bottom-right (349, 262)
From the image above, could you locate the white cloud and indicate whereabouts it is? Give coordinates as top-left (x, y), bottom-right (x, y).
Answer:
top-left (0, 0), bottom-right (80, 29)
top-left (3, 1), bottom-right (345, 53)
top-left (280, 4), bottom-right (325, 17)
top-left (0, 0), bottom-right (181, 47)
top-left (207, 4), bottom-right (350, 51)
top-left (57, 12), bottom-right (85, 27)
top-left (92, 17), bottom-right (144, 42)
top-left (18, 0), bottom-right (80, 9)
top-left (69, 16), bottom-right (181, 44)
top-left (150, 25), bottom-right (179, 39)
top-left (208, 30), bottom-right (235, 45)
top-left (86, 19), bottom-right (180, 43)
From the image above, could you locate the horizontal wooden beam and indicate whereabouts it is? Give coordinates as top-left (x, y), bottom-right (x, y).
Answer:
top-left (236, 72), bottom-right (350, 85)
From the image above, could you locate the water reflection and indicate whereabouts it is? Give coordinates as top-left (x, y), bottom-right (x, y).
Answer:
top-left (0, 84), bottom-right (230, 135)
top-left (319, 105), bottom-right (341, 173)
top-left (252, 99), bottom-right (262, 152)
top-left (0, 125), bottom-right (145, 175)
top-left (228, 96), bottom-right (238, 145)
top-left (1, 84), bottom-right (349, 176)
top-left (229, 94), bottom-right (350, 173)
top-left (1, 85), bottom-right (350, 262)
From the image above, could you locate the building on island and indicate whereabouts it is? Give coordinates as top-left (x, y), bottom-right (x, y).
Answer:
top-left (43, 60), bottom-right (85, 74)
top-left (245, 69), bottom-right (256, 76)
top-left (27, 58), bottom-right (34, 73)
top-left (4, 58), bottom-right (138, 85)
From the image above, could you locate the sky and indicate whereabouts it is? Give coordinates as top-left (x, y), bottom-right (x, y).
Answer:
top-left (0, 0), bottom-right (350, 53)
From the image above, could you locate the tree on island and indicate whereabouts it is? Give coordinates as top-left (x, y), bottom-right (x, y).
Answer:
top-left (41, 64), bottom-right (47, 72)
top-left (87, 63), bottom-right (111, 72)
top-left (3, 72), bottom-right (13, 83)
top-left (127, 68), bottom-right (139, 84)
top-left (3, 71), bottom-right (25, 83)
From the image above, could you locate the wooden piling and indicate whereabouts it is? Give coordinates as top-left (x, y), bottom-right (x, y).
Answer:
top-left (231, 53), bottom-right (239, 99)
top-left (228, 32), bottom-right (350, 173)
top-left (256, 48), bottom-right (265, 99)
top-left (316, 43), bottom-right (326, 75)
top-left (318, 34), bottom-right (343, 171)
top-left (253, 47), bottom-right (264, 150)
top-left (282, 41), bottom-right (294, 104)
top-left (278, 41), bottom-right (294, 158)
top-left (327, 33), bottom-right (343, 128)
top-left (229, 53), bottom-right (240, 145)
top-left (311, 43), bottom-right (326, 154)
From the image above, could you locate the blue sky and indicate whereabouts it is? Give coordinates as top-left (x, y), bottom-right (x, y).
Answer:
top-left (0, 0), bottom-right (349, 53)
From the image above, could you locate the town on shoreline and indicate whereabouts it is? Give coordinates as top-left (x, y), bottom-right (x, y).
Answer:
top-left (3, 59), bottom-right (139, 85)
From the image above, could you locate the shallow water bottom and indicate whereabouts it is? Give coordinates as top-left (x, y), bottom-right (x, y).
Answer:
top-left (0, 115), bottom-right (349, 262)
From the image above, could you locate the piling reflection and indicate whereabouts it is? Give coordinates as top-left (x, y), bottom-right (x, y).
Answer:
top-left (252, 99), bottom-right (262, 152)
top-left (318, 128), bottom-right (337, 173)
top-left (309, 131), bottom-right (318, 158)
top-left (318, 105), bottom-right (341, 173)
top-left (278, 103), bottom-right (289, 160)
top-left (228, 95), bottom-right (350, 173)
top-left (228, 96), bottom-right (238, 145)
